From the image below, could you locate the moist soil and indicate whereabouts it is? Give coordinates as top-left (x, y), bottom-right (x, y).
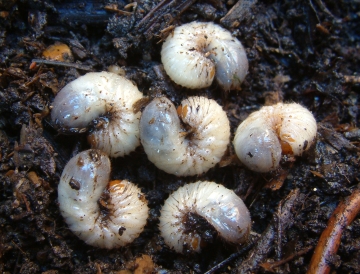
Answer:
top-left (0, 0), bottom-right (359, 273)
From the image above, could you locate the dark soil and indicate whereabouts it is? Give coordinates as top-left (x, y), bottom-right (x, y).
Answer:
top-left (0, 0), bottom-right (359, 273)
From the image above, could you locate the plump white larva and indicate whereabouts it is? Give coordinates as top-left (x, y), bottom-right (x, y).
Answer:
top-left (161, 21), bottom-right (248, 90)
top-left (233, 103), bottom-right (317, 173)
top-left (139, 96), bottom-right (230, 176)
top-left (58, 149), bottom-right (149, 249)
top-left (159, 181), bottom-right (251, 253)
top-left (51, 71), bottom-right (144, 157)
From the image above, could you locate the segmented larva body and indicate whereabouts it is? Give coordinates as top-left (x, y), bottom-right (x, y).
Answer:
top-left (233, 103), bottom-right (317, 173)
top-left (58, 149), bottom-right (149, 249)
top-left (51, 71), bottom-right (144, 157)
top-left (161, 21), bottom-right (248, 90)
top-left (159, 181), bottom-right (251, 253)
top-left (139, 96), bottom-right (230, 176)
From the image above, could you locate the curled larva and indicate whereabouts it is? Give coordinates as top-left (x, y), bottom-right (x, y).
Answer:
top-left (51, 71), bottom-right (144, 157)
top-left (58, 149), bottom-right (149, 249)
top-left (159, 181), bottom-right (251, 253)
top-left (161, 21), bottom-right (248, 90)
top-left (233, 102), bottom-right (317, 173)
top-left (139, 96), bottom-right (230, 176)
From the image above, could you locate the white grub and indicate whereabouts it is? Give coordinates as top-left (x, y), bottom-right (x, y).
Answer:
top-left (161, 21), bottom-right (248, 90)
top-left (139, 96), bottom-right (230, 176)
top-left (58, 149), bottom-right (149, 249)
top-left (159, 181), bottom-right (251, 253)
top-left (233, 102), bottom-right (317, 173)
top-left (51, 71), bottom-right (144, 157)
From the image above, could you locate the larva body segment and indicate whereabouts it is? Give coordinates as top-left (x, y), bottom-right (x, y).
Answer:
top-left (233, 103), bottom-right (317, 172)
top-left (161, 21), bottom-right (248, 90)
top-left (233, 109), bottom-right (282, 173)
top-left (139, 96), bottom-right (230, 176)
top-left (159, 181), bottom-right (251, 253)
top-left (51, 71), bottom-right (144, 157)
top-left (274, 103), bottom-right (317, 155)
top-left (58, 149), bottom-right (149, 249)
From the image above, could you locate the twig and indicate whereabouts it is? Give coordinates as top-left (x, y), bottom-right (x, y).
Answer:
top-left (261, 246), bottom-right (313, 272)
top-left (256, 44), bottom-right (302, 64)
top-left (135, 0), bottom-right (197, 35)
top-left (234, 189), bottom-right (300, 273)
top-left (308, 0), bottom-right (321, 23)
top-left (204, 243), bottom-right (254, 274)
top-left (136, 0), bottom-right (171, 30)
top-left (31, 59), bottom-right (93, 71)
top-left (11, 240), bottom-right (26, 255)
top-left (307, 186), bottom-right (360, 274)
top-left (314, 0), bottom-right (337, 19)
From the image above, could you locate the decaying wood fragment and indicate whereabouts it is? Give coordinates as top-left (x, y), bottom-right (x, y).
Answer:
top-left (318, 124), bottom-right (359, 151)
top-left (27, 171), bottom-right (42, 187)
top-left (234, 189), bottom-right (300, 273)
top-left (307, 186), bottom-right (360, 274)
top-left (264, 166), bottom-right (292, 191)
top-left (343, 75), bottom-right (360, 83)
top-left (220, 0), bottom-right (257, 28)
top-left (135, 0), bottom-right (197, 38)
top-left (105, 3), bottom-right (133, 16)
top-left (132, 97), bottom-right (151, 114)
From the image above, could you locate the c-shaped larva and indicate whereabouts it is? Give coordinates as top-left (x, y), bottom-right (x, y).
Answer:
top-left (233, 102), bottom-right (317, 173)
top-left (58, 149), bottom-right (149, 249)
top-left (51, 71), bottom-right (144, 157)
top-left (161, 21), bottom-right (248, 90)
top-left (139, 96), bottom-right (230, 176)
top-left (159, 181), bottom-right (251, 253)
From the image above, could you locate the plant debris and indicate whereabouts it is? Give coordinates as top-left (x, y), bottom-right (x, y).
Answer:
top-left (0, 0), bottom-right (359, 273)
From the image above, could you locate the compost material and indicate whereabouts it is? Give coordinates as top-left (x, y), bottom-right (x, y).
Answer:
top-left (0, 0), bottom-right (359, 273)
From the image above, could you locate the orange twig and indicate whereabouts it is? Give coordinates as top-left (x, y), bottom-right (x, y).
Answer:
top-left (307, 187), bottom-right (360, 274)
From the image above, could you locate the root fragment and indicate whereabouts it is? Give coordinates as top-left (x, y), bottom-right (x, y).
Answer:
top-left (307, 186), bottom-right (360, 274)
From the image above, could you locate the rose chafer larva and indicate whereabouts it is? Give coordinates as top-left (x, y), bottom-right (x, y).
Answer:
top-left (139, 96), bottom-right (230, 176)
top-left (161, 21), bottom-right (248, 90)
top-left (58, 149), bottom-right (149, 249)
top-left (159, 181), bottom-right (251, 253)
top-left (51, 71), bottom-right (144, 157)
top-left (233, 102), bottom-right (317, 172)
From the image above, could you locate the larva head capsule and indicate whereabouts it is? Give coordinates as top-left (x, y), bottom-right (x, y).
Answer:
top-left (51, 71), bottom-right (144, 157)
top-left (161, 21), bottom-right (248, 90)
top-left (233, 103), bottom-right (317, 172)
